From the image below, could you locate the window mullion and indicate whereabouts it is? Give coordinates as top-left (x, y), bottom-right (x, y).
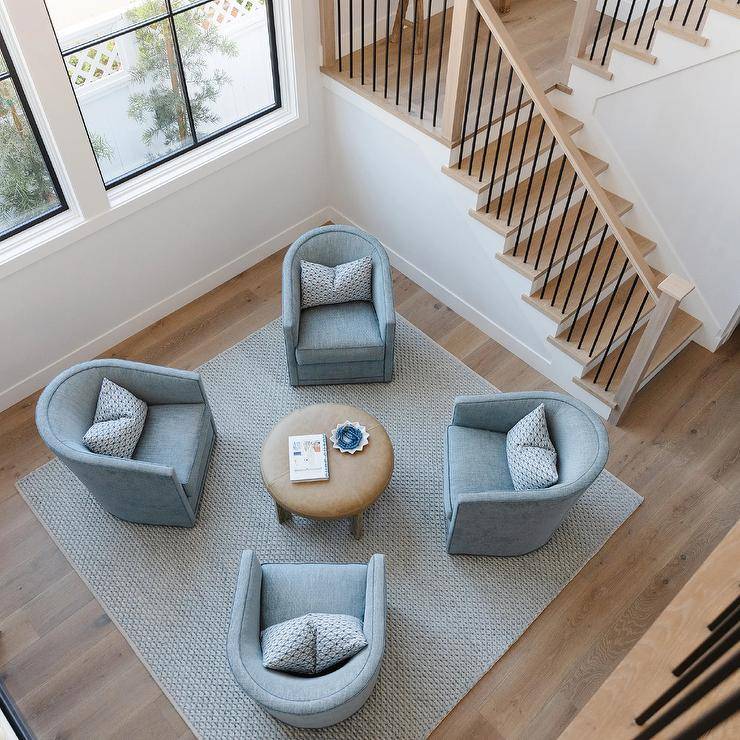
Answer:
top-left (3, 0), bottom-right (109, 219)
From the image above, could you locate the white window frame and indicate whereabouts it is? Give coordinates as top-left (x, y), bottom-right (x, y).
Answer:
top-left (0, 0), bottom-right (308, 280)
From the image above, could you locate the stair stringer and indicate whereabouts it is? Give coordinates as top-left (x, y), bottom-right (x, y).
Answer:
top-left (551, 4), bottom-right (740, 350)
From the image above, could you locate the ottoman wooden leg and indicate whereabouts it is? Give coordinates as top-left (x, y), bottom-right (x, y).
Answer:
top-left (275, 502), bottom-right (292, 524)
top-left (351, 511), bottom-right (365, 540)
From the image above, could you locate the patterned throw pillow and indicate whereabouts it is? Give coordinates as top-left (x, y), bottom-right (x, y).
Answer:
top-left (261, 613), bottom-right (368, 675)
top-left (505, 404), bottom-right (558, 491)
top-left (300, 256), bottom-right (373, 308)
top-left (82, 378), bottom-right (148, 459)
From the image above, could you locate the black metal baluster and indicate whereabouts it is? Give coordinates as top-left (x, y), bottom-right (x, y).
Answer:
top-left (419, 0), bottom-right (433, 119)
top-left (695, 0), bottom-right (709, 31)
top-left (670, 0), bottom-right (680, 21)
top-left (605, 288), bottom-right (651, 390)
top-left (589, 1), bottom-right (608, 60)
top-left (384, 0), bottom-right (390, 97)
top-left (622, 0), bottom-right (638, 40)
top-left (432, 0), bottom-right (448, 127)
top-left (682, 0), bottom-right (697, 27)
top-left (496, 83), bottom-right (525, 222)
top-left (338, 0), bottom-right (343, 72)
top-left (372, 0), bottom-right (377, 91)
top-left (537, 172), bottom-right (578, 278)
top-left (457, 14), bottom-right (481, 169)
top-left (467, 31), bottom-right (492, 176)
top-left (550, 202), bottom-right (598, 306)
top-left (408, 0), bottom-right (418, 112)
top-left (532, 158), bottom-right (569, 269)
top-left (506, 99), bottom-right (535, 224)
top-left (601, 0), bottom-right (622, 65)
top-left (485, 64), bottom-right (515, 212)
top-left (646, 0), bottom-right (666, 48)
top-left (512, 118), bottom-right (546, 257)
top-left (566, 225), bottom-right (609, 341)
top-left (395, 2), bottom-right (404, 105)
top-left (522, 137), bottom-right (556, 260)
top-left (593, 274), bottom-right (640, 384)
top-left (556, 206), bottom-right (598, 310)
top-left (350, 0), bottom-right (354, 78)
top-left (477, 47), bottom-right (504, 182)
top-left (577, 238), bottom-right (618, 349)
top-left (589, 257), bottom-right (629, 357)
top-left (361, 0), bottom-right (366, 84)
top-left (635, 0), bottom-right (653, 45)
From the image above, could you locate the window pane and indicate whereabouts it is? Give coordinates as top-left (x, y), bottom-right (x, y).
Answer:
top-left (0, 79), bottom-right (63, 238)
top-left (45, 0), bottom-right (168, 51)
top-left (65, 21), bottom-right (194, 184)
top-left (174, 0), bottom-right (277, 140)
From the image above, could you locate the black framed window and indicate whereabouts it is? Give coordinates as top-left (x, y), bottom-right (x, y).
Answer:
top-left (0, 32), bottom-right (66, 242)
top-left (45, 0), bottom-right (281, 188)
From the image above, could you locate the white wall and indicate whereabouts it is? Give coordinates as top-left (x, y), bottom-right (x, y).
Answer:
top-left (595, 50), bottom-right (740, 337)
top-left (0, 0), bottom-right (329, 409)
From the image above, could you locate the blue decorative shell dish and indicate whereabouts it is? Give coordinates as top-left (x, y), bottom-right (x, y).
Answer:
top-left (330, 421), bottom-right (370, 454)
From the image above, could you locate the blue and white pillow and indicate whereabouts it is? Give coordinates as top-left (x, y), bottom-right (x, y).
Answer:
top-left (83, 378), bottom-right (147, 459)
top-left (506, 403), bottom-right (558, 491)
top-left (261, 613), bottom-right (367, 675)
top-left (300, 256), bottom-right (373, 308)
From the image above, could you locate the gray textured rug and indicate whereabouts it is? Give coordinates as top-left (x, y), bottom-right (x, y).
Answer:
top-left (18, 318), bottom-right (642, 739)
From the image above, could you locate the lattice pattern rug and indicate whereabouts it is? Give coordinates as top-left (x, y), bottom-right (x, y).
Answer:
top-left (17, 317), bottom-right (642, 739)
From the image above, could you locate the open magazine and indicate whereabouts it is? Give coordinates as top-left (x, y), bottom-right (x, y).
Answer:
top-left (288, 434), bottom-right (329, 482)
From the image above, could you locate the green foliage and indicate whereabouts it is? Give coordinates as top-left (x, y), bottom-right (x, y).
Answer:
top-left (91, 132), bottom-right (115, 162)
top-left (127, 1), bottom-right (238, 150)
top-left (0, 115), bottom-right (56, 225)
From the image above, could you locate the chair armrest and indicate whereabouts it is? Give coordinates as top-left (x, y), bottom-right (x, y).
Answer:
top-left (227, 550), bottom-right (264, 686)
top-left (282, 249), bottom-right (301, 347)
top-left (363, 554), bottom-right (386, 645)
top-left (371, 246), bottom-right (395, 343)
top-left (451, 394), bottom-right (514, 432)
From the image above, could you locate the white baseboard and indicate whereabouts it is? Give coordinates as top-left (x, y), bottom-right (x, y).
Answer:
top-left (325, 206), bottom-right (553, 377)
top-left (0, 207), bottom-right (332, 413)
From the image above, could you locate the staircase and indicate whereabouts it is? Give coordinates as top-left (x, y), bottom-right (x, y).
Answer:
top-left (315, 0), bottom-right (736, 423)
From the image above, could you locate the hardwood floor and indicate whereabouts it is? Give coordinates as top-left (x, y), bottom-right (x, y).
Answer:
top-left (0, 248), bottom-right (738, 739)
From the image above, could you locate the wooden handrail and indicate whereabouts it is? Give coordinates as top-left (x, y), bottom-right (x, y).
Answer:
top-left (468, 0), bottom-right (660, 299)
top-left (609, 274), bottom-right (694, 422)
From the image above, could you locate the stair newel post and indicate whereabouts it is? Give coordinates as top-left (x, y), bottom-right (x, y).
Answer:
top-left (320, 0), bottom-right (337, 68)
top-left (608, 274), bottom-right (694, 424)
top-left (566, 0), bottom-right (599, 71)
top-left (441, 0), bottom-right (478, 145)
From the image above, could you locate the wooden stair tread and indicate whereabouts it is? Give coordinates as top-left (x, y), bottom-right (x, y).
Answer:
top-left (471, 150), bottom-right (608, 237)
top-left (522, 233), bottom-right (655, 322)
top-left (498, 190), bottom-right (634, 280)
top-left (549, 275), bottom-right (656, 366)
top-left (573, 308), bottom-right (702, 406)
top-left (444, 110), bottom-right (583, 194)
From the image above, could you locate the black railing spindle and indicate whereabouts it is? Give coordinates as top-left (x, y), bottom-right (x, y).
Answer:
top-left (646, 1), bottom-right (666, 48)
top-left (419, 0), bottom-right (433, 119)
top-left (506, 100), bottom-right (535, 224)
top-left (577, 239), bottom-right (618, 350)
top-left (361, 0), bottom-right (365, 84)
top-left (566, 225), bottom-right (609, 341)
top-left (372, 0), bottom-right (377, 91)
top-left (634, 0), bottom-right (653, 46)
top-left (682, 0), bottom-right (697, 27)
top-left (496, 83), bottom-right (525, 220)
top-left (337, 0), bottom-right (343, 72)
top-left (593, 273), bottom-right (640, 384)
top-left (512, 118), bottom-right (546, 257)
top-left (537, 172), bottom-right (578, 278)
top-left (395, 3), bottom-right (404, 105)
top-left (601, 0), bottom-right (622, 65)
top-left (468, 31), bottom-right (493, 176)
top-left (350, 0), bottom-right (355, 78)
top-left (457, 13), bottom-right (481, 168)
top-left (589, 257), bottom-right (629, 356)
top-left (589, 2), bottom-right (608, 61)
top-left (408, 0), bottom-right (418, 112)
top-left (485, 64), bottom-right (515, 212)
top-left (522, 136), bottom-right (556, 260)
top-left (532, 158), bottom-right (569, 270)
top-left (604, 289), bottom-right (650, 390)
top-left (477, 48), bottom-right (504, 182)
top-left (622, 0), bottom-right (638, 40)
top-left (384, 0), bottom-right (390, 97)
top-left (432, 0), bottom-right (448, 127)
top-left (695, 0), bottom-right (710, 31)
top-left (551, 202), bottom-right (596, 307)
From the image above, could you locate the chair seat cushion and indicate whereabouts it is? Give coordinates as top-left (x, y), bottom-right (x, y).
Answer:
top-left (446, 425), bottom-right (514, 514)
top-left (133, 402), bottom-right (209, 498)
top-left (296, 302), bottom-right (384, 366)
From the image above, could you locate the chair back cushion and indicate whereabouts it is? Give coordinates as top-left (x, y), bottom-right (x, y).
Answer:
top-left (261, 613), bottom-right (367, 675)
top-left (82, 378), bottom-right (148, 459)
top-left (506, 403), bottom-right (559, 491)
top-left (300, 256), bottom-right (372, 308)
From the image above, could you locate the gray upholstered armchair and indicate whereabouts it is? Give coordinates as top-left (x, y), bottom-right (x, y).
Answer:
top-left (36, 359), bottom-right (215, 527)
top-left (282, 225), bottom-right (395, 385)
top-left (444, 392), bottom-right (609, 556)
top-left (228, 551), bottom-right (386, 728)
